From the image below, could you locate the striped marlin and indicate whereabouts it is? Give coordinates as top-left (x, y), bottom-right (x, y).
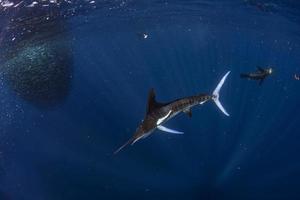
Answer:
top-left (114, 71), bottom-right (231, 154)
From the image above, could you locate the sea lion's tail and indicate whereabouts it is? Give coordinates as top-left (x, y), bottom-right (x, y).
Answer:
top-left (240, 73), bottom-right (249, 78)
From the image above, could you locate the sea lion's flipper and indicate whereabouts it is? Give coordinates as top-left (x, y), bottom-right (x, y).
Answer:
top-left (259, 78), bottom-right (265, 86)
top-left (257, 66), bottom-right (265, 72)
top-left (240, 73), bottom-right (249, 79)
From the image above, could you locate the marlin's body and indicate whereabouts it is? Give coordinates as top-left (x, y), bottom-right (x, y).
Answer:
top-left (114, 71), bottom-right (231, 154)
top-left (240, 67), bottom-right (273, 85)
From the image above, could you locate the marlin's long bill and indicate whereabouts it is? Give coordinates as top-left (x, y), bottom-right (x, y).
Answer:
top-left (212, 71), bottom-right (231, 116)
top-left (113, 137), bottom-right (135, 155)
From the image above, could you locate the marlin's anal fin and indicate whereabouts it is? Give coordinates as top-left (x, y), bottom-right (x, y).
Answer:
top-left (157, 125), bottom-right (184, 134)
top-left (183, 108), bottom-right (192, 118)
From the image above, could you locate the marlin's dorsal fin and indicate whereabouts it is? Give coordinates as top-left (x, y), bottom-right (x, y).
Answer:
top-left (146, 88), bottom-right (160, 114)
top-left (146, 89), bottom-right (168, 114)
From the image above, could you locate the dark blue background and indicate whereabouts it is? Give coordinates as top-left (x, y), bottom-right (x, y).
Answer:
top-left (1, 1), bottom-right (300, 199)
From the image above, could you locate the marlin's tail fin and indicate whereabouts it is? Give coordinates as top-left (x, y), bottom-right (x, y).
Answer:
top-left (113, 137), bottom-right (134, 155)
top-left (212, 71), bottom-right (230, 116)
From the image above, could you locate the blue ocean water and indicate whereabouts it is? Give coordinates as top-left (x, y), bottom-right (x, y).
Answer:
top-left (0, 0), bottom-right (300, 199)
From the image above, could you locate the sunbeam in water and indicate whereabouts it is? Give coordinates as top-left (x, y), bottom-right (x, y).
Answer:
top-left (0, 1), bottom-right (300, 199)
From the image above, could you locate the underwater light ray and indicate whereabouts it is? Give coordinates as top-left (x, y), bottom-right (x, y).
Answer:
top-left (217, 82), bottom-right (291, 185)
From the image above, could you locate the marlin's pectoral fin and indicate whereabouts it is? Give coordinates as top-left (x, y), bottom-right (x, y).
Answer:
top-left (157, 125), bottom-right (184, 134)
top-left (183, 108), bottom-right (192, 118)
